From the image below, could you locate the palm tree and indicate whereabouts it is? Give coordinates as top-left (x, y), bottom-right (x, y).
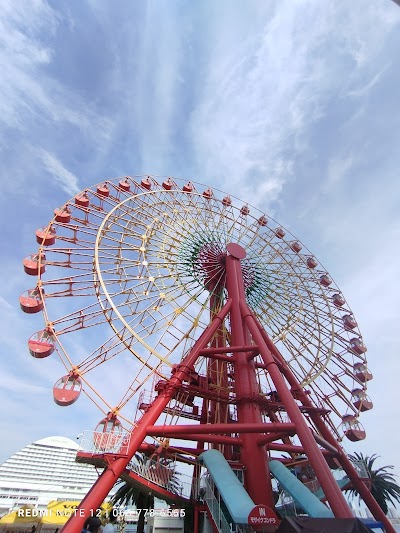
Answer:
top-left (111, 479), bottom-right (153, 533)
top-left (347, 453), bottom-right (400, 514)
top-left (111, 452), bottom-right (181, 533)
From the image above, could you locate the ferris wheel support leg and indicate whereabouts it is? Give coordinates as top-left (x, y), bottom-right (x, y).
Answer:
top-left (254, 327), bottom-right (396, 533)
top-left (225, 254), bottom-right (275, 509)
top-left (61, 301), bottom-right (233, 533)
top-left (239, 300), bottom-right (353, 519)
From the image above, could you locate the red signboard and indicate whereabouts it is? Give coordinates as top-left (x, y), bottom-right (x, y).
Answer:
top-left (248, 505), bottom-right (279, 530)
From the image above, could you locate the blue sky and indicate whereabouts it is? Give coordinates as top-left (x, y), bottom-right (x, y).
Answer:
top-left (1, 0), bottom-right (400, 488)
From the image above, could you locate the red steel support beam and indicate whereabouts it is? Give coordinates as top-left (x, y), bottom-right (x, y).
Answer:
top-left (200, 345), bottom-right (257, 355)
top-left (157, 434), bottom-right (241, 446)
top-left (197, 352), bottom-right (233, 363)
top-left (194, 504), bottom-right (199, 533)
top-left (265, 442), bottom-right (334, 458)
top-left (257, 431), bottom-right (297, 446)
top-left (239, 299), bottom-right (353, 518)
top-left (146, 422), bottom-right (296, 436)
top-left (224, 250), bottom-right (275, 508)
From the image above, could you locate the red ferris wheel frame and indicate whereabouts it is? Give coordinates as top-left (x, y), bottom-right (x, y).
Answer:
top-left (59, 242), bottom-right (392, 533)
top-left (19, 176), bottom-right (389, 532)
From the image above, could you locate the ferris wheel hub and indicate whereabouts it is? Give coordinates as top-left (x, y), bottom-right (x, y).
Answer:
top-left (226, 242), bottom-right (247, 259)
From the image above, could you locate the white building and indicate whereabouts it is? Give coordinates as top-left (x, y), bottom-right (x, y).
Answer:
top-left (0, 436), bottom-right (108, 514)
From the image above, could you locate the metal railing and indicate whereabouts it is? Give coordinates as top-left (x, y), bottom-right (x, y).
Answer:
top-left (275, 457), bottom-right (371, 517)
top-left (127, 456), bottom-right (193, 499)
top-left (78, 430), bottom-right (131, 455)
top-left (78, 431), bottom-right (196, 499)
top-left (202, 476), bottom-right (233, 533)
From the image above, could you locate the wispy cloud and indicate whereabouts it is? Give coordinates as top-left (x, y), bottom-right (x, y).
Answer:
top-left (0, 0), bottom-right (57, 130)
top-left (189, 1), bottom-right (400, 212)
top-left (0, 0), bottom-right (113, 152)
top-left (188, 2), bottom-right (334, 208)
top-left (346, 67), bottom-right (388, 98)
top-left (39, 150), bottom-right (80, 195)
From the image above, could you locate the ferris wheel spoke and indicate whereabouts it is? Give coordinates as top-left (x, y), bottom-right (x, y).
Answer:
top-left (53, 219), bottom-right (101, 235)
top-left (44, 247), bottom-right (96, 262)
top-left (48, 297), bottom-right (116, 333)
top-left (78, 338), bottom-right (129, 373)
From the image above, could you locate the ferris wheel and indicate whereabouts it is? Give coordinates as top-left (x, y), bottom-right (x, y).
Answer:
top-left (20, 175), bottom-right (373, 443)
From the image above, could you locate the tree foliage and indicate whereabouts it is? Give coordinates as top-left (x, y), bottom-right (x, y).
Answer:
top-left (111, 479), bottom-right (153, 533)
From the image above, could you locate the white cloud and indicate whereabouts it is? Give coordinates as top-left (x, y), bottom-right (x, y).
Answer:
top-left (189, 0), bottom-right (400, 213)
top-left (0, 367), bottom-right (49, 395)
top-left (188, 2), bottom-right (332, 207)
top-left (0, 0), bottom-right (57, 129)
top-left (39, 150), bottom-right (80, 195)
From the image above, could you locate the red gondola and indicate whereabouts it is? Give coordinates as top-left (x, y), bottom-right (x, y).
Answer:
top-left (222, 196), bottom-right (232, 206)
top-left (141, 177), bottom-right (152, 190)
top-left (97, 183), bottom-right (109, 197)
top-left (118, 178), bottom-right (131, 191)
top-left (240, 205), bottom-right (250, 215)
top-left (182, 182), bottom-right (194, 192)
top-left (23, 253), bottom-right (46, 276)
top-left (332, 293), bottom-right (345, 307)
top-left (342, 314), bottom-right (357, 330)
top-left (93, 414), bottom-right (123, 451)
top-left (342, 414), bottom-right (366, 441)
top-left (203, 188), bottom-right (213, 199)
top-left (351, 388), bottom-right (373, 412)
top-left (36, 226), bottom-right (56, 246)
top-left (54, 207), bottom-right (71, 223)
top-left (19, 288), bottom-right (43, 314)
top-left (320, 274), bottom-right (332, 287)
top-left (75, 193), bottom-right (90, 207)
top-left (353, 362), bottom-right (373, 382)
top-left (258, 215), bottom-right (268, 226)
top-left (290, 241), bottom-right (302, 253)
top-left (28, 330), bottom-right (55, 358)
top-left (307, 256), bottom-right (318, 269)
top-left (275, 227), bottom-right (285, 238)
top-left (162, 178), bottom-right (174, 190)
top-left (53, 375), bottom-right (82, 406)
top-left (349, 338), bottom-right (367, 355)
